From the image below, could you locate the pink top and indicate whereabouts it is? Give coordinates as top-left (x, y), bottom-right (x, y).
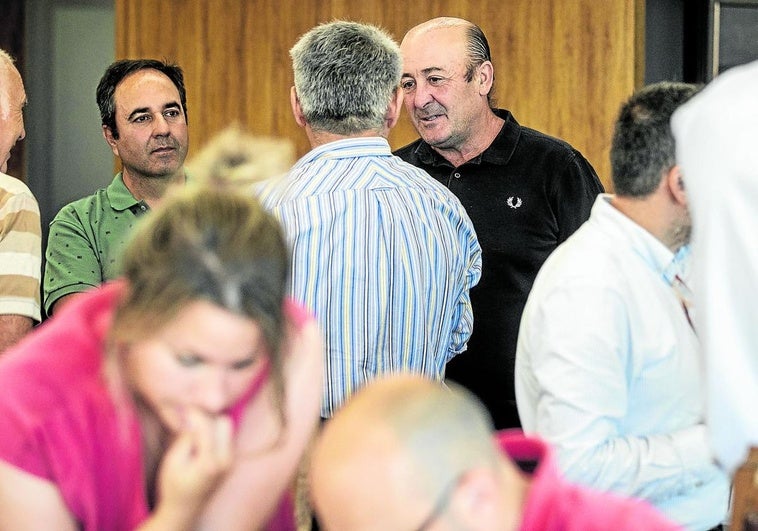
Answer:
top-left (0, 281), bottom-right (306, 531)
top-left (497, 431), bottom-right (682, 531)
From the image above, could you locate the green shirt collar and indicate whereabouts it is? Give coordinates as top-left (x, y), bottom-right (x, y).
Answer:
top-left (105, 173), bottom-right (143, 212)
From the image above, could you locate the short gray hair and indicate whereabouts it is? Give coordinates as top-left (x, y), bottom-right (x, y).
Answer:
top-left (290, 20), bottom-right (401, 135)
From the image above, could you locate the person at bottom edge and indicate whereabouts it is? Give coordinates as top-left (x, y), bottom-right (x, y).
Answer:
top-left (309, 375), bottom-right (680, 531)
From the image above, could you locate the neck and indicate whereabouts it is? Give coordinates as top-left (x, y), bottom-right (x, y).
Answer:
top-left (122, 168), bottom-right (185, 208)
top-left (133, 394), bottom-right (171, 508)
top-left (496, 458), bottom-right (529, 531)
top-left (307, 127), bottom-right (384, 148)
top-left (433, 110), bottom-right (503, 167)
top-left (610, 194), bottom-right (682, 252)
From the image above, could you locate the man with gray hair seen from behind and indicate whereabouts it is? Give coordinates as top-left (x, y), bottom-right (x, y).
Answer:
top-left (516, 82), bottom-right (729, 530)
top-left (672, 60), bottom-right (758, 479)
top-left (0, 49), bottom-right (41, 352)
top-left (309, 375), bottom-right (680, 531)
top-left (256, 21), bottom-right (481, 419)
top-left (44, 59), bottom-right (189, 316)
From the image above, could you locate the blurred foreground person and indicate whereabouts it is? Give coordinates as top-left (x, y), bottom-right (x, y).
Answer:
top-left (672, 60), bottom-right (758, 477)
top-left (309, 376), bottom-right (679, 531)
top-left (0, 181), bottom-right (322, 530)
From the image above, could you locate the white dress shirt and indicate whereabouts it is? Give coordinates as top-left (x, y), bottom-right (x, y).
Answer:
top-left (672, 59), bottom-right (758, 475)
top-left (516, 195), bottom-right (729, 530)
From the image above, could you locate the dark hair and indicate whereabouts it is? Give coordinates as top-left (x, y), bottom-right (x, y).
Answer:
top-left (464, 24), bottom-right (495, 107)
top-left (611, 82), bottom-right (699, 197)
top-left (96, 59), bottom-right (187, 139)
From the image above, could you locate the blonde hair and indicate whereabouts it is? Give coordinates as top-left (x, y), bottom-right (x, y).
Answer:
top-left (187, 125), bottom-right (295, 186)
top-left (111, 184), bottom-right (290, 423)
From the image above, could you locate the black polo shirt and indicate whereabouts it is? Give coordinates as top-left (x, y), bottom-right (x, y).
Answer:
top-left (394, 109), bottom-right (604, 429)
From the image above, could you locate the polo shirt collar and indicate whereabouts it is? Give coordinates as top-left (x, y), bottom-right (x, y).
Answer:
top-left (412, 108), bottom-right (520, 167)
top-left (105, 173), bottom-right (143, 212)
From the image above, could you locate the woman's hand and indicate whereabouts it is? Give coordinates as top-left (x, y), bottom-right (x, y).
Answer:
top-left (143, 409), bottom-right (234, 530)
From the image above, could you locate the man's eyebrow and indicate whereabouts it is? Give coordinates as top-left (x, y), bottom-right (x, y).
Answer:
top-left (126, 101), bottom-right (181, 121)
top-left (401, 66), bottom-right (445, 78)
top-left (127, 107), bottom-right (151, 121)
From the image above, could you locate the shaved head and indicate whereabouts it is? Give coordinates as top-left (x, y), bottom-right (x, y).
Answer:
top-left (310, 376), bottom-right (525, 531)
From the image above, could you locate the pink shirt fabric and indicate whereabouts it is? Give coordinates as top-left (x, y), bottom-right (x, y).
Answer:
top-left (0, 281), bottom-right (304, 530)
top-left (499, 431), bottom-right (682, 531)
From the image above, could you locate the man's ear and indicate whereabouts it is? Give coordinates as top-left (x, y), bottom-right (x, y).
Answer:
top-left (667, 165), bottom-right (687, 206)
top-left (102, 125), bottom-right (119, 157)
top-left (449, 469), bottom-right (499, 530)
top-left (477, 61), bottom-right (495, 97)
top-left (290, 86), bottom-right (307, 128)
top-left (384, 87), bottom-right (404, 129)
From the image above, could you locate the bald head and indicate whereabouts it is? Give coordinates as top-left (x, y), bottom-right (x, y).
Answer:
top-left (0, 50), bottom-right (26, 174)
top-left (403, 17), bottom-right (473, 40)
top-left (310, 376), bottom-right (525, 531)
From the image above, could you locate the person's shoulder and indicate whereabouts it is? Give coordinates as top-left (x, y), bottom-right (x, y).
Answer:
top-left (498, 109), bottom-right (582, 156)
top-left (0, 172), bottom-right (35, 197)
top-left (531, 219), bottom-right (619, 286)
top-left (0, 173), bottom-right (40, 217)
top-left (52, 183), bottom-right (113, 223)
top-left (518, 124), bottom-right (583, 156)
top-left (558, 482), bottom-right (681, 530)
top-left (392, 138), bottom-right (424, 161)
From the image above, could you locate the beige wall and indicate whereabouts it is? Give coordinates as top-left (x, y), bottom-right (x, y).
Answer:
top-left (116, 0), bottom-right (645, 190)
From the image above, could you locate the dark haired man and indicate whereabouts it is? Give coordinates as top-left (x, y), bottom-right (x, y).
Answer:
top-left (515, 82), bottom-right (729, 529)
top-left (395, 17), bottom-right (603, 430)
top-left (44, 59), bottom-right (189, 316)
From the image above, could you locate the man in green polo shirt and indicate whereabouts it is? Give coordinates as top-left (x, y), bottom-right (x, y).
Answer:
top-left (43, 59), bottom-right (189, 316)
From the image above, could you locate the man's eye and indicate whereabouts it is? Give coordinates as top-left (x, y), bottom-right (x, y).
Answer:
top-left (132, 115), bottom-right (150, 124)
top-left (401, 80), bottom-right (415, 92)
top-left (428, 77), bottom-right (444, 85)
top-left (164, 109), bottom-right (181, 118)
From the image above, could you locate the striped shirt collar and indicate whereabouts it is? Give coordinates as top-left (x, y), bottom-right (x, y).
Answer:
top-left (295, 137), bottom-right (393, 167)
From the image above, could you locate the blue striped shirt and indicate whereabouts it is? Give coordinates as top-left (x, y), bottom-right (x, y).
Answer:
top-left (256, 137), bottom-right (482, 417)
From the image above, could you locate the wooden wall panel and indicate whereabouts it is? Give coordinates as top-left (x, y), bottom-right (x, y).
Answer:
top-left (116, 0), bottom-right (644, 190)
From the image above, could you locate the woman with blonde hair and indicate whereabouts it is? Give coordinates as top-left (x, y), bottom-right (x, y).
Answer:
top-left (0, 181), bottom-right (322, 530)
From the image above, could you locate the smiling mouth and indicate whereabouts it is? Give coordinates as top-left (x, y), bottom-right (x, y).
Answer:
top-left (418, 116), bottom-right (445, 126)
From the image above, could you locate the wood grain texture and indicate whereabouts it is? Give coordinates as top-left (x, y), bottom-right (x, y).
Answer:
top-left (116, 0), bottom-right (644, 190)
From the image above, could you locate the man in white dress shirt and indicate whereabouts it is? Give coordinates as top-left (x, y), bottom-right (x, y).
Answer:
top-left (515, 82), bottom-right (729, 530)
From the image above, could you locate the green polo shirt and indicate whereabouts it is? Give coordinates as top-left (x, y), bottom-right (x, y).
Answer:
top-left (43, 173), bottom-right (149, 315)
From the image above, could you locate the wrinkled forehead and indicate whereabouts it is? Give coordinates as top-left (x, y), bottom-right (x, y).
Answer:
top-left (114, 69), bottom-right (181, 112)
top-left (401, 25), bottom-right (469, 74)
top-left (0, 65), bottom-right (25, 108)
